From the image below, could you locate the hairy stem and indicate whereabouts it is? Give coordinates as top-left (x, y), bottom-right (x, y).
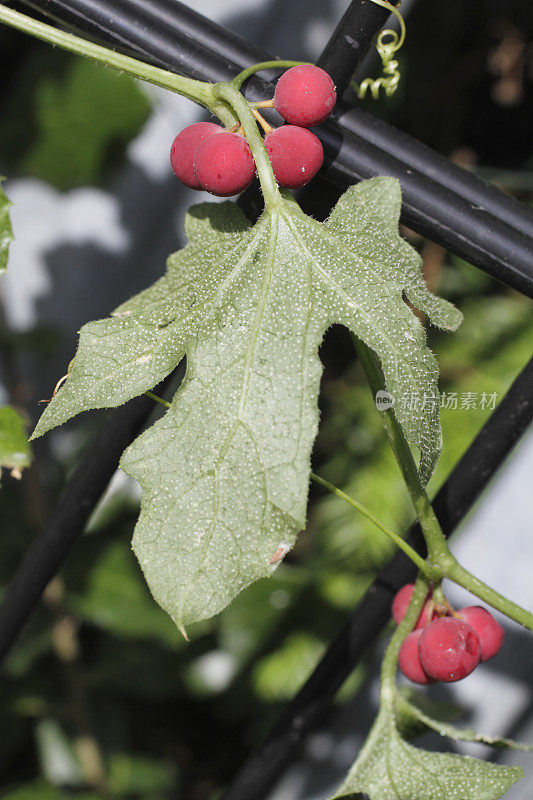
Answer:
top-left (213, 82), bottom-right (282, 208)
top-left (310, 472), bottom-right (432, 577)
top-left (0, 4), bottom-right (237, 126)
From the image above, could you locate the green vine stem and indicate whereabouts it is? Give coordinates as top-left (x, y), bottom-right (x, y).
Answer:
top-left (380, 572), bottom-right (430, 706)
top-left (310, 472), bottom-right (432, 577)
top-left (352, 335), bottom-right (533, 631)
top-left (213, 82), bottom-right (282, 208)
top-left (231, 60), bottom-right (311, 91)
top-left (0, 3), bottom-right (237, 126)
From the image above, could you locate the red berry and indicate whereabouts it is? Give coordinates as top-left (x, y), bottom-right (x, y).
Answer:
top-left (170, 122), bottom-right (223, 189)
top-left (398, 630), bottom-right (433, 684)
top-left (392, 583), bottom-right (433, 629)
top-left (274, 65), bottom-right (337, 127)
top-left (193, 132), bottom-right (255, 197)
top-left (265, 126), bottom-right (324, 188)
top-left (418, 618), bottom-right (481, 682)
top-left (458, 606), bottom-right (504, 662)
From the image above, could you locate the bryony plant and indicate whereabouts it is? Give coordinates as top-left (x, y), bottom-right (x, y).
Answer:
top-left (0, 3), bottom-right (531, 798)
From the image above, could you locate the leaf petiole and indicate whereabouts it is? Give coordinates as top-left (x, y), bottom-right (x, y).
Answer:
top-left (145, 392), bottom-right (171, 409)
top-left (310, 472), bottom-right (432, 578)
top-left (380, 572), bottom-right (430, 705)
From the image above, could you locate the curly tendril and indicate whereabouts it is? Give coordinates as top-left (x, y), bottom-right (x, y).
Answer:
top-left (351, 0), bottom-right (406, 100)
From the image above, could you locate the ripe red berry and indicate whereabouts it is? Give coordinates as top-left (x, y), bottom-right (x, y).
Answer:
top-left (392, 583), bottom-right (433, 629)
top-left (264, 126), bottom-right (324, 188)
top-left (398, 630), bottom-right (433, 684)
top-left (418, 618), bottom-right (481, 682)
top-left (458, 606), bottom-right (504, 662)
top-left (193, 132), bottom-right (255, 197)
top-left (274, 65), bottom-right (337, 127)
top-left (170, 122), bottom-right (223, 189)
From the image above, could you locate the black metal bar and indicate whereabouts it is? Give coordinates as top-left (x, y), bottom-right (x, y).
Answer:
top-left (0, 388), bottom-right (169, 664)
top-left (318, 122), bottom-right (533, 296)
top-left (220, 356), bottom-right (533, 800)
top-left (18, 0), bottom-right (245, 82)
top-left (15, 0), bottom-right (533, 298)
top-left (337, 105), bottom-right (533, 241)
top-left (316, 0), bottom-right (398, 96)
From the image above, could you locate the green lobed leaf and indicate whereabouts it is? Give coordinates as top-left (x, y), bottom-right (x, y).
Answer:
top-left (332, 705), bottom-right (523, 800)
top-left (398, 694), bottom-right (533, 752)
top-left (33, 178), bottom-right (461, 630)
top-left (0, 177), bottom-right (13, 274)
top-left (0, 405), bottom-right (31, 479)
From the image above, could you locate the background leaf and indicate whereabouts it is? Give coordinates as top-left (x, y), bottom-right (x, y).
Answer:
top-left (0, 177), bottom-right (13, 273)
top-left (21, 59), bottom-right (151, 190)
top-left (0, 405), bottom-right (31, 479)
top-left (0, 782), bottom-right (101, 800)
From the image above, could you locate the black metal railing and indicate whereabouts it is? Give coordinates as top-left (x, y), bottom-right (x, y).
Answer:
top-left (2, 3), bottom-right (533, 799)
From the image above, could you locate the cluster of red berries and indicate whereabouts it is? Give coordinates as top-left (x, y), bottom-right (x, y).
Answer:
top-left (392, 583), bottom-right (504, 685)
top-left (170, 65), bottom-right (336, 197)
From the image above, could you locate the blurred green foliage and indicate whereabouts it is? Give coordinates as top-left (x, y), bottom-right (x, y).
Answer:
top-left (0, 405), bottom-right (31, 478)
top-left (0, 53), bottom-right (150, 189)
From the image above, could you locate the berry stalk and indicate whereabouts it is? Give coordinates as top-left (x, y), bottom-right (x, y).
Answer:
top-left (231, 60), bottom-right (311, 91)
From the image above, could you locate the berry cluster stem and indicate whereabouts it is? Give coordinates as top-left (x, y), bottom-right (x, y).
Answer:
top-left (380, 573), bottom-right (430, 706)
